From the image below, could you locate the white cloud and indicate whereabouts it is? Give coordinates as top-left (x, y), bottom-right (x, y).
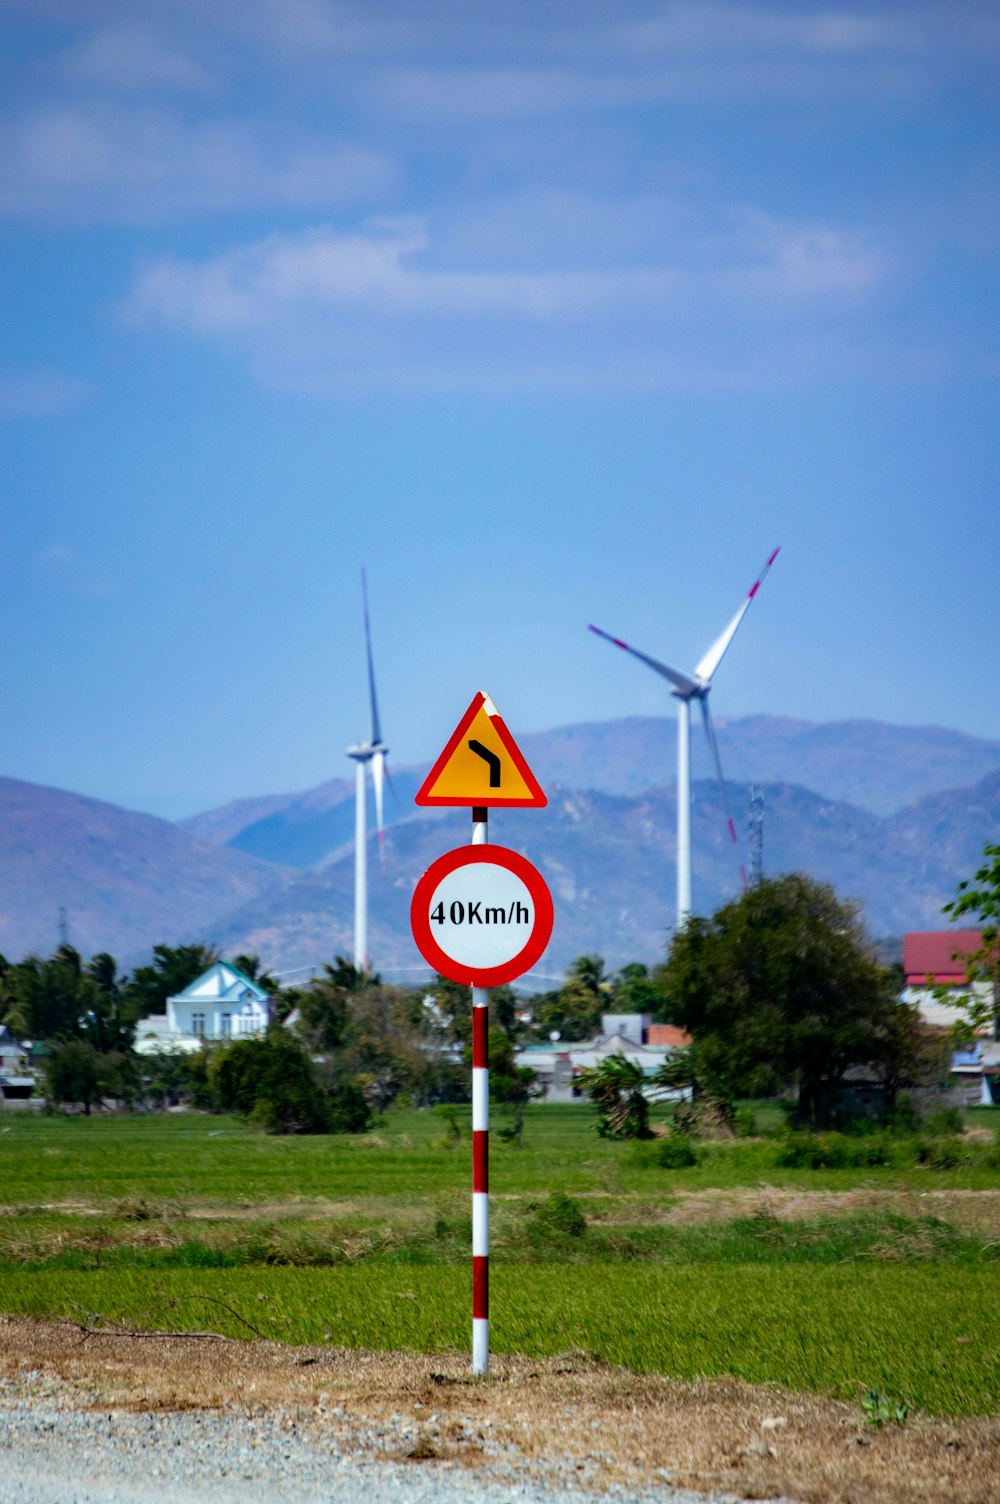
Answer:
top-left (0, 368), bottom-right (88, 419)
top-left (58, 25), bottom-right (216, 94)
top-left (371, 65), bottom-right (653, 121)
top-left (615, 4), bottom-right (920, 58)
top-left (0, 104), bottom-right (394, 221)
top-left (728, 209), bottom-right (890, 295)
top-left (211, 0), bottom-right (411, 59)
top-left (129, 220), bottom-right (684, 329)
top-left (357, 0), bottom-right (986, 124)
top-left (124, 207), bottom-right (893, 394)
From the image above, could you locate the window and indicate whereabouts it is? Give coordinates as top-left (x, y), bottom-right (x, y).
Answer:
top-left (220, 1013), bottom-right (232, 1037)
top-left (191, 1012), bottom-right (205, 1037)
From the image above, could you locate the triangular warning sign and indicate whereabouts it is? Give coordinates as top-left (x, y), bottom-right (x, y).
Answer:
top-left (415, 692), bottom-right (547, 808)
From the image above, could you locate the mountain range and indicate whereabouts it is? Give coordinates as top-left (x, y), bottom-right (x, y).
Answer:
top-left (0, 776), bottom-right (282, 963)
top-left (3, 714), bottom-right (999, 980)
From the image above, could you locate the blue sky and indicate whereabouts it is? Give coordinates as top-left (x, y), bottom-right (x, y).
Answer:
top-left (2, 0), bottom-right (998, 819)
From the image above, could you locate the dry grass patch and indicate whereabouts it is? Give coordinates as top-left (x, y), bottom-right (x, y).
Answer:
top-left (638, 1186), bottom-right (1000, 1236)
top-left (1, 1316), bottom-right (998, 1503)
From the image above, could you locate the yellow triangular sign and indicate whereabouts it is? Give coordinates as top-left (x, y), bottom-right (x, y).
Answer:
top-left (415, 692), bottom-right (547, 808)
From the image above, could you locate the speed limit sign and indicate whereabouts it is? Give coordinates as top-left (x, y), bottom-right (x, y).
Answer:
top-left (410, 843), bottom-right (553, 987)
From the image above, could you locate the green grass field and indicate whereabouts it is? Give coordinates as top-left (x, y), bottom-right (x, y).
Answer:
top-left (2, 1105), bottom-right (999, 1415)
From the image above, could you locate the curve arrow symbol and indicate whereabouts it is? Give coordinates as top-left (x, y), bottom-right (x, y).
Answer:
top-left (468, 739), bottom-right (502, 787)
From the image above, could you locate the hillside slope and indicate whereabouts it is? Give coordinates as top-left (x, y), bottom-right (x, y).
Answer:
top-left (182, 714), bottom-right (1000, 871)
top-left (0, 777), bottom-right (290, 962)
top-left (4, 721), bottom-right (998, 978)
top-left (201, 772), bottom-right (1000, 978)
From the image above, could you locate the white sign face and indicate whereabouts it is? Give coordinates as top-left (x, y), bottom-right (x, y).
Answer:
top-left (410, 844), bottom-right (554, 987)
top-left (425, 860), bottom-right (534, 971)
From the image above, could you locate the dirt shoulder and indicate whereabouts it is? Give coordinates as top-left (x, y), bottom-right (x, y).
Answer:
top-left (1, 1317), bottom-right (997, 1504)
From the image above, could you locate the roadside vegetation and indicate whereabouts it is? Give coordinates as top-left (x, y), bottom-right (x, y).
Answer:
top-left (1, 1105), bottom-right (999, 1416)
top-left (2, 853), bottom-right (999, 1420)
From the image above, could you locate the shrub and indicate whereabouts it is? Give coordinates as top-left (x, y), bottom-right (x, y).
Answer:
top-left (657, 1135), bottom-right (698, 1168)
top-left (775, 1132), bottom-right (893, 1169)
top-left (437, 1103), bottom-right (462, 1136)
top-left (924, 1107), bottom-right (964, 1137)
top-left (671, 1097), bottom-right (738, 1139)
top-left (917, 1137), bottom-right (966, 1170)
top-left (326, 1079), bottom-right (373, 1135)
top-left (887, 1092), bottom-right (919, 1134)
top-left (530, 1191), bottom-right (587, 1239)
top-left (862, 1389), bottom-right (911, 1427)
top-left (209, 1031), bottom-right (364, 1134)
top-left (577, 1054), bottom-right (651, 1139)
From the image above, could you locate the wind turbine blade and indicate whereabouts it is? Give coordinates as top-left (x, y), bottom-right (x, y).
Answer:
top-left (384, 759), bottom-right (401, 812)
top-left (361, 567), bottom-right (383, 747)
top-left (372, 750), bottom-right (387, 864)
top-left (698, 698), bottom-right (744, 886)
top-left (694, 546), bottom-right (780, 683)
top-left (588, 624), bottom-right (699, 696)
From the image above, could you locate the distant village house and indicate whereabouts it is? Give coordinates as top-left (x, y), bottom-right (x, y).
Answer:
top-left (902, 930), bottom-right (998, 1105)
top-left (135, 961), bottom-right (272, 1056)
top-left (515, 1014), bottom-right (691, 1103)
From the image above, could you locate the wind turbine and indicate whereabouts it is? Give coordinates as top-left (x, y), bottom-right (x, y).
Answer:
top-left (346, 568), bottom-right (389, 972)
top-left (589, 548), bottom-right (779, 929)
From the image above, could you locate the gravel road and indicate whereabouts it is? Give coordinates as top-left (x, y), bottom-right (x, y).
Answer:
top-left (0, 1392), bottom-right (757, 1504)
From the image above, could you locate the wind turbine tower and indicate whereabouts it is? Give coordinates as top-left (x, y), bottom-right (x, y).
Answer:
top-left (590, 548), bottom-right (779, 929)
top-left (346, 569), bottom-right (389, 973)
top-left (748, 785), bottom-right (765, 887)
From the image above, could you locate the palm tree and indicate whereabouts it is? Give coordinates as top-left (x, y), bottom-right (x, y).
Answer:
top-left (577, 1052), bottom-right (651, 1139)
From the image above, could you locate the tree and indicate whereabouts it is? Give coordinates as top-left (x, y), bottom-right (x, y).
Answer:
top-left (428, 973), bottom-right (518, 1046)
top-left (5, 945), bottom-right (86, 1040)
top-left (340, 983), bottom-right (426, 1112)
top-left (210, 1031), bottom-right (335, 1134)
top-left (78, 953), bottom-right (135, 1052)
top-left (487, 1027), bottom-right (540, 1141)
top-left (124, 944), bottom-right (219, 1019)
top-left (141, 1047), bottom-right (198, 1110)
top-left (99, 1049), bottom-right (141, 1110)
top-left (294, 957), bottom-right (374, 1051)
top-left (612, 962), bottom-right (662, 1017)
top-left (577, 1052), bottom-right (651, 1139)
top-left (942, 840), bottom-right (1000, 1041)
top-left (659, 874), bottom-right (932, 1128)
top-left (532, 954), bottom-right (610, 1042)
top-left (654, 1042), bottom-right (736, 1129)
top-left (231, 953), bottom-right (282, 995)
top-left (2, 948), bottom-right (140, 1109)
top-left (45, 1037), bottom-right (103, 1114)
top-left (0, 954), bottom-right (13, 1038)
top-left (324, 1078), bottom-right (373, 1134)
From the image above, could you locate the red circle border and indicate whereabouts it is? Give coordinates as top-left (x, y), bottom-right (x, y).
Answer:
top-left (410, 844), bottom-right (554, 987)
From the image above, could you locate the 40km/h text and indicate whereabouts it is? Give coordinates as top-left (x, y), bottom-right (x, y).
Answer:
top-left (430, 899), bottom-right (531, 927)
top-left (410, 844), bottom-right (554, 987)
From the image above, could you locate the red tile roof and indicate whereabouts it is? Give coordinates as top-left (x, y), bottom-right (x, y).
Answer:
top-left (646, 1024), bottom-right (692, 1047)
top-left (903, 930), bottom-right (983, 984)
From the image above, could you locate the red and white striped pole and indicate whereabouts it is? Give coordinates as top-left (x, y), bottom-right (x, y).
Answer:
top-left (471, 806), bottom-right (489, 1375)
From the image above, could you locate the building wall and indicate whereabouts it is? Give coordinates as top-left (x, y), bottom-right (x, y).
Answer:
top-left (903, 982), bottom-right (992, 1031)
top-left (166, 997), bottom-right (266, 1041)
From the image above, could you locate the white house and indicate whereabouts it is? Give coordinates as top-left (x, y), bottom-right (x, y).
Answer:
top-left (135, 962), bottom-right (272, 1055)
top-left (0, 1024), bottom-right (36, 1102)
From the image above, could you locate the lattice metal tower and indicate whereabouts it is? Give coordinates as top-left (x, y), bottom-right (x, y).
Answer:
top-left (747, 786), bottom-right (765, 887)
